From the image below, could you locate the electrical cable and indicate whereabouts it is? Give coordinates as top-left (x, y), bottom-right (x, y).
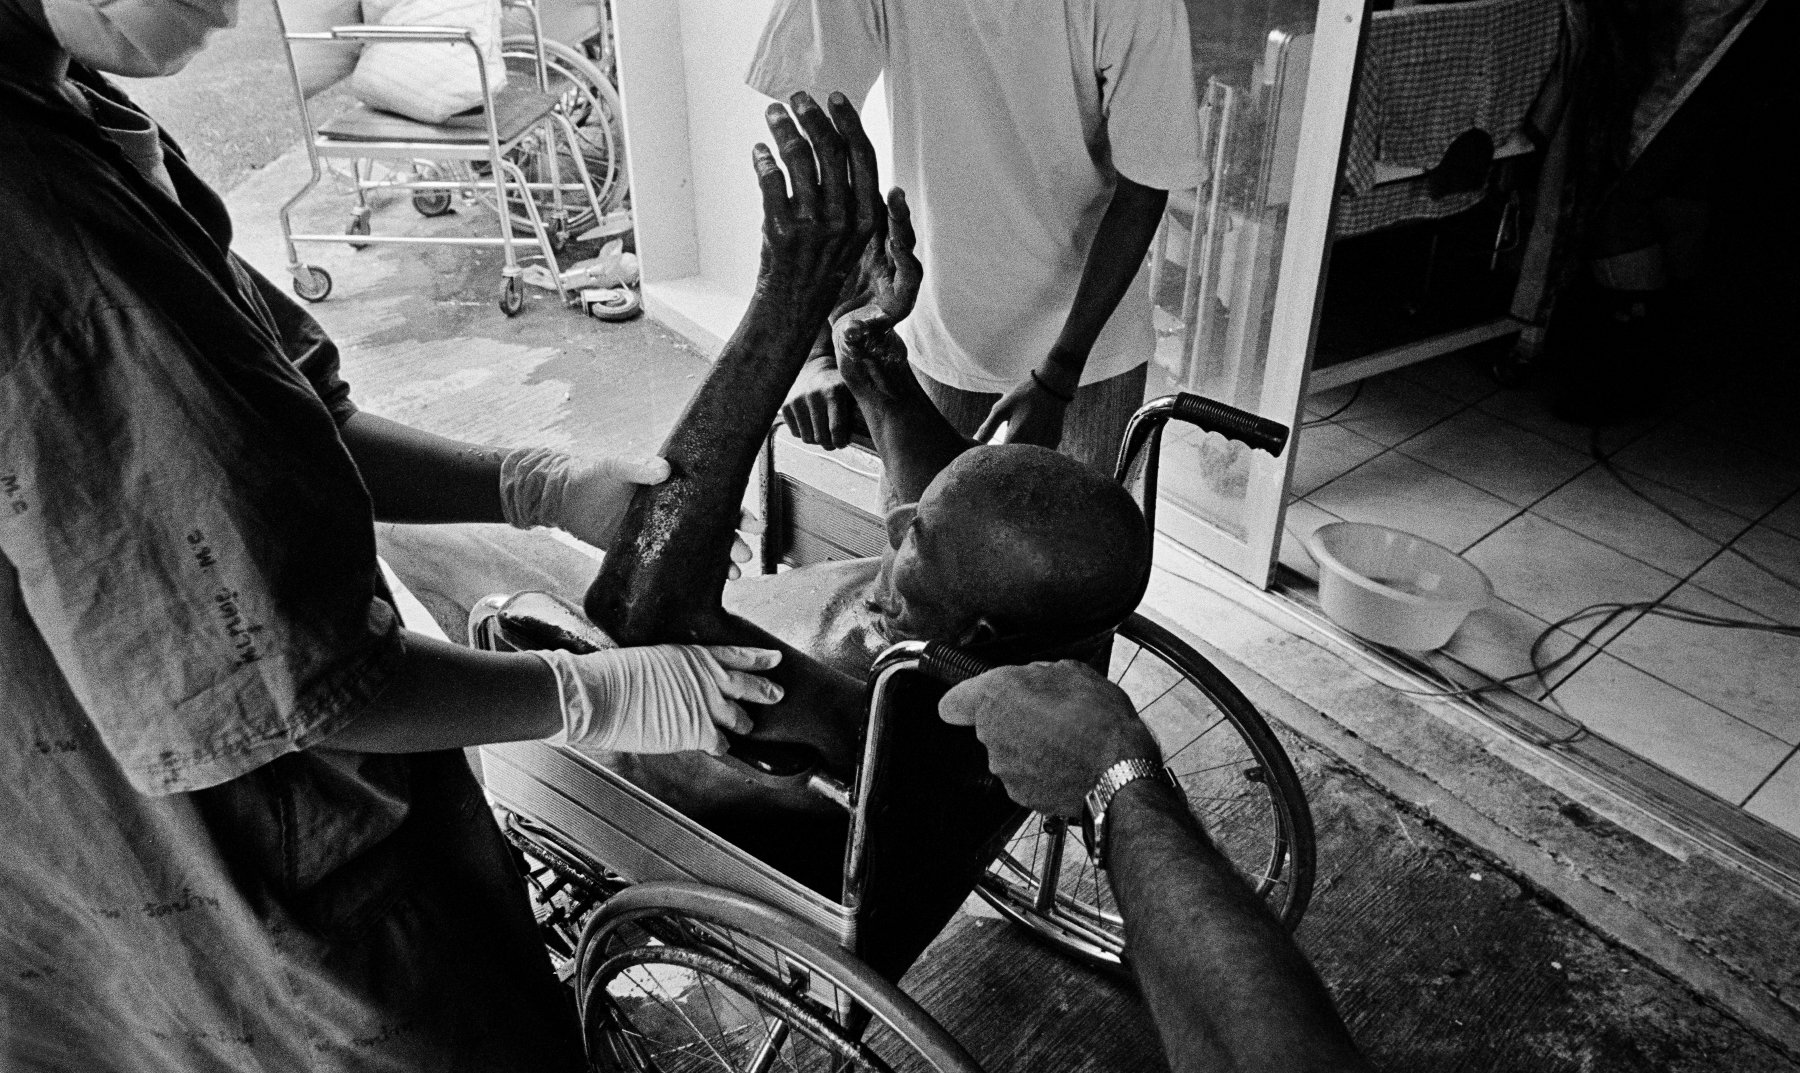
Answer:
top-left (1586, 426), bottom-right (1800, 599)
top-left (1284, 420), bottom-right (1800, 752)
top-left (1302, 381), bottom-right (1365, 427)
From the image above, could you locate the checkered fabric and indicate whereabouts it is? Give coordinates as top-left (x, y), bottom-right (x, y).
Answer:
top-left (1335, 178), bottom-right (1486, 237)
top-left (1337, 0), bottom-right (1565, 235)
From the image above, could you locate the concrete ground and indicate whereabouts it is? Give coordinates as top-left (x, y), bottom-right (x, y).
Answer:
top-left (206, 146), bottom-right (1797, 1070)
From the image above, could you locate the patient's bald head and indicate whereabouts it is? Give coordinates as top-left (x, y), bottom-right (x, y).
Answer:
top-left (878, 445), bottom-right (1149, 649)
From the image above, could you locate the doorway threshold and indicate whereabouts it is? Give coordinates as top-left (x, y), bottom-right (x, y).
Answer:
top-left (1270, 568), bottom-right (1800, 902)
top-left (1139, 535), bottom-right (1800, 1055)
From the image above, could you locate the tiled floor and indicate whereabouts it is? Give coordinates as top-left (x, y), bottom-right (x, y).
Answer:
top-left (1277, 349), bottom-right (1800, 839)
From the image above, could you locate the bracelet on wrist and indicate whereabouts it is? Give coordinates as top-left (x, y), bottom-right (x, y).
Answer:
top-left (1029, 369), bottom-right (1075, 404)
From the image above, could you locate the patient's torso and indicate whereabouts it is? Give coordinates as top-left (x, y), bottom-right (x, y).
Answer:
top-left (575, 554), bottom-right (1018, 978)
top-left (586, 557), bottom-right (889, 821)
top-left (722, 557), bottom-right (891, 679)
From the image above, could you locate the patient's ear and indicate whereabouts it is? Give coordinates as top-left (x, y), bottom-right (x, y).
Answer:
top-left (883, 503), bottom-right (918, 549)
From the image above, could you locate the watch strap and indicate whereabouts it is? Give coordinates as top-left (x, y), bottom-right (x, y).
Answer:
top-left (1080, 757), bottom-right (1175, 868)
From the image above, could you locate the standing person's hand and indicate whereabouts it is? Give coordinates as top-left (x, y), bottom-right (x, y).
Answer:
top-left (535, 644), bottom-right (784, 755)
top-left (975, 360), bottom-right (1077, 448)
top-left (940, 660), bottom-right (1161, 816)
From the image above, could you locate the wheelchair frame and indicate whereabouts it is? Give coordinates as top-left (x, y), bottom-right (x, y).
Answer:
top-left (475, 390), bottom-right (1317, 1068)
top-left (273, 0), bottom-right (605, 316)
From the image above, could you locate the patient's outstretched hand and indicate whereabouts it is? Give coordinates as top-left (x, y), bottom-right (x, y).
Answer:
top-left (831, 188), bottom-right (921, 336)
top-left (834, 311), bottom-right (918, 411)
top-left (751, 91), bottom-right (884, 327)
top-left (780, 188), bottom-right (924, 448)
top-left (830, 188), bottom-right (926, 411)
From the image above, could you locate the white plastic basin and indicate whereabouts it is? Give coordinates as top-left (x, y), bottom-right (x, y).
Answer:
top-left (1303, 522), bottom-right (1492, 651)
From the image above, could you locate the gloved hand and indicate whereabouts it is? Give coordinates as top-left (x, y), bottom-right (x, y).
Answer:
top-left (532, 644), bottom-right (784, 756)
top-left (500, 446), bottom-right (669, 551)
top-left (499, 447), bottom-right (760, 577)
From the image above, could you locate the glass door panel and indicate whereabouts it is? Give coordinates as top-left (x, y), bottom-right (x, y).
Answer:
top-left (1148, 0), bottom-right (1368, 584)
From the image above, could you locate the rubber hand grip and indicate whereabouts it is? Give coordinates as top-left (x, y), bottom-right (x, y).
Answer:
top-left (1172, 393), bottom-right (1290, 458)
top-left (917, 643), bottom-right (995, 686)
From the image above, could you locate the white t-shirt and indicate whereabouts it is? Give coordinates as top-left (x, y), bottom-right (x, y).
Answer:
top-left (749, 0), bottom-right (1201, 392)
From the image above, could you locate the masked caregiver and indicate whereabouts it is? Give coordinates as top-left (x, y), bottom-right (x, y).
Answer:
top-left (0, 2), bottom-right (785, 1068)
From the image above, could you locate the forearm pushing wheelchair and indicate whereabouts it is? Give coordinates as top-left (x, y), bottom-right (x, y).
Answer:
top-left (472, 392), bottom-right (1315, 1070)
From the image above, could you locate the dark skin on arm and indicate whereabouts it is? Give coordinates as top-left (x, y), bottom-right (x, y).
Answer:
top-left (339, 412), bottom-right (510, 524)
top-left (824, 196), bottom-right (967, 513)
top-left (942, 662), bottom-right (1374, 1073)
top-left (781, 172), bottom-right (1169, 453)
top-left (975, 173), bottom-right (1168, 448)
top-left (582, 92), bottom-right (888, 768)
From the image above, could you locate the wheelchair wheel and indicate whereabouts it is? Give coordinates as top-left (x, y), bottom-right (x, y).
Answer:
top-left (577, 883), bottom-right (982, 1073)
top-left (976, 611), bottom-right (1315, 972)
top-left (494, 38), bottom-right (627, 237)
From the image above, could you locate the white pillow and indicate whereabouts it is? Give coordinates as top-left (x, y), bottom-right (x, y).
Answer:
top-left (349, 0), bottom-right (507, 124)
top-left (280, 0), bottom-right (364, 98)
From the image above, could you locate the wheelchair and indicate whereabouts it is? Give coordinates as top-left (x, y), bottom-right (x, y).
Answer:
top-left (471, 392), bottom-right (1316, 1069)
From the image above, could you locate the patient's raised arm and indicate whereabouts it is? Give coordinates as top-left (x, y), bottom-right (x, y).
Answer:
top-left (584, 93), bottom-right (881, 641)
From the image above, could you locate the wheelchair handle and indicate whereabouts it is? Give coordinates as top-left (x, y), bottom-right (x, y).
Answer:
top-left (1171, 393), bottom-right (1290, 457)
top-left (868, 640), bottom-right (996, 686)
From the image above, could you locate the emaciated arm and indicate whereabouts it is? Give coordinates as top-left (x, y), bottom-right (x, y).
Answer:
top-left (1108, 781), bottom-right (1375, 1073)
top-left (584, 92), bottom-right (880, 644)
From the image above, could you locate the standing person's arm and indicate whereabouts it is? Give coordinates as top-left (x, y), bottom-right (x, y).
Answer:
top-left (977, 0), bottom-right (1201, 449)
top-left (974, 176), bottom-right (1168, 447)
top-left (941, 662), bottom-right (1373, 1073)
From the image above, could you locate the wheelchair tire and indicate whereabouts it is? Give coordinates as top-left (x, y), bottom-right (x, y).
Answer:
top-left (493, 38), bottom-right (627, 237)
top-left (976, 611), bottom-right (1315, 972)
top-left (577, 882), bottom-right (983, 1073)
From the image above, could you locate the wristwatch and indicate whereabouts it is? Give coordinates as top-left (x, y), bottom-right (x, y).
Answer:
top-left (1080, 758), bottom-right (1178, 869)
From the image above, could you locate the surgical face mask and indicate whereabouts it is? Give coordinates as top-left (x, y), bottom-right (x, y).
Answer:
top-left (42, 0), bottom-right (238, 77)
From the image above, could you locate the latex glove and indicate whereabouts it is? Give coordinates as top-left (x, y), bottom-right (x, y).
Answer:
top-left (500, 446), bottom-right (669, 551)
top-left (500, 447), bottom-right (762, 577)
top-left (940, 660), bottom-right (1161, 816)
top-left (974, 367), bottom-right (1075, 450)
top-left (533, 644), bottom-right (784, 756)
top-left (781, 352), bottom-right (860, 450)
